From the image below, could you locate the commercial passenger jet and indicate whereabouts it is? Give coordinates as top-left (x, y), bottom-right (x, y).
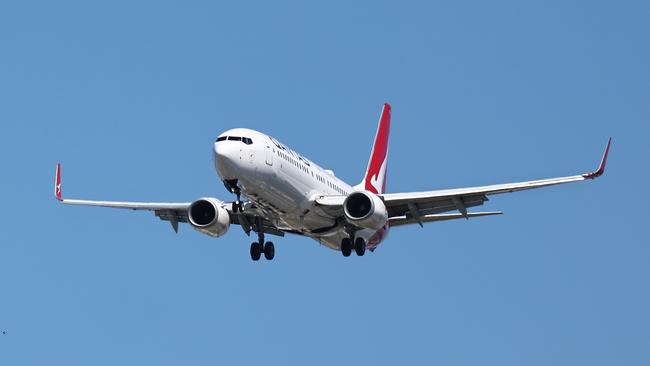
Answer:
top-left (54, 103), bottom-right (611, 261)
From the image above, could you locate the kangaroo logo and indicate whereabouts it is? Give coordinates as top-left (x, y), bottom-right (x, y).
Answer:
top-left (368, 158), bottom-right (387, 194)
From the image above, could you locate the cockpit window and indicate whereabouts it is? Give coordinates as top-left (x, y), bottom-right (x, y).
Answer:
top-left (216, 136), bottom-right (253, 145)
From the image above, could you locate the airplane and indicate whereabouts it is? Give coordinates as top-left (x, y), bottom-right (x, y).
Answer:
top-left (54, 103), bottom-right (611, 261)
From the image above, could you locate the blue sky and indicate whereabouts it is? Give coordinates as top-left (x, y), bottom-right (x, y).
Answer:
top-left (1, 1), bottom-right (648, 364)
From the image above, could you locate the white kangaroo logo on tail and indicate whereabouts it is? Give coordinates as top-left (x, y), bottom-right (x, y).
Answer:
top-left (369, 158), bottom-right (387, 194)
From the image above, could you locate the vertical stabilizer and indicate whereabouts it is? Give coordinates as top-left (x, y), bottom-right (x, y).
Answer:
top-left (55, 163), bottom-right (63, 201)
top-left (357, 103), bottom-right (391, 194)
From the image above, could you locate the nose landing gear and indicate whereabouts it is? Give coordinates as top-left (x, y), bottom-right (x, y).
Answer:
top-left (232, 192), bottom-right (242, 213)
top-left (224, 179), bottom-right (243, 212)
top-left (223, 181), bottom-right (278, 262)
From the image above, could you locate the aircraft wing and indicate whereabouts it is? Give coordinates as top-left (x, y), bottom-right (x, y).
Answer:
top-left (317, 138), bottom-right (611, 226)
top-left (54, 163), bottom-right (285, 236)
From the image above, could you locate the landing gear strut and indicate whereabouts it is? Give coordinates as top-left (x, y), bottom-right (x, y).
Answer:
top-left (224, 179), bottom-right (243, 213)
top-left (232, 191), bottom-right (242, 213)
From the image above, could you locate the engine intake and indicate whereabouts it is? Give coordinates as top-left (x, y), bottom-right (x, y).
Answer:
top-left (188, 197), bottom-right (230, 237)
top-left (343, 191), bottom-right (388, 230)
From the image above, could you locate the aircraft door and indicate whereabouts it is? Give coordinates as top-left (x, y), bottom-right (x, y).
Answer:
top-left (265, 145), bottom-right (273, 166)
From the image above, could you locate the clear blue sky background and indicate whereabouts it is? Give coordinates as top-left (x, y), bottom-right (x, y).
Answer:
top-left (1, 1), bottom-right (648, 364)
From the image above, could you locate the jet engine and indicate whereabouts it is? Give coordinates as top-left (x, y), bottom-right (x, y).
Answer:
top-left (343, 191), bottom-right (388, 230)
top-left (187, 197), bottom-right (230, 237)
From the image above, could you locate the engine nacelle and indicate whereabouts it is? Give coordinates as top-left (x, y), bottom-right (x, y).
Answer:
top-left (343, 191), bottom-right (388, 231)
top-left (187, 197), bottom-right (230, 237)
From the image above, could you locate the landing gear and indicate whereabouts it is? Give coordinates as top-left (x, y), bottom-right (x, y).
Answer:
top-left (224, 179), bottom-right (243, 213)
top-left (250, 241), bottom-right (274, 261)
top-left (341, 236), bottom-right (366, 257)
top-left (341, 238), bottom-right (352, 257)
top-left (232, 200), bottom-right (242, 213)
top-left (232, 191), bottom-right (242, 213)
top-left (250, 229), bottom-right (275, 261)
top-left (354, 237), bottom-right (366, 256)
top-left (224, 181), bottom-right (278, 261)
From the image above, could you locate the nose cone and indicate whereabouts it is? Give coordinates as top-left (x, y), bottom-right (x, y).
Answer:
top-left (214, 141), bottom-right (241, 180)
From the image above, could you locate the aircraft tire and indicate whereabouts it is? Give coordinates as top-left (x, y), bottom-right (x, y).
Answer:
top-left (341, 238), bottom-right (352, 257)
top-left (264, 242), bottom-right (275, 260)
top-left (250, 242), bottom-right (262, 261)
top-left (354, 238), bottom-right (366, 256)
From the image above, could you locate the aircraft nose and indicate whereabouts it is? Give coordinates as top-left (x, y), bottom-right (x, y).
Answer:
top-left (215, 141), bottom-right (240, 163)
top-left (214, 141), bottom-right (241, 178)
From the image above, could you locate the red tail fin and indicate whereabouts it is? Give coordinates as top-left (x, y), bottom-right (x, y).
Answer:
top-left (55, 163), bottom-right (62, 201)
top-left (361, 103), bottom-right (391, 194)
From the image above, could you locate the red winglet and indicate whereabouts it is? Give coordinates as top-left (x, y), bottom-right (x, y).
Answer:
top-left (583, 138), bottom-right (612, 179)
top-left (55, 163), bottom-right (62, 201)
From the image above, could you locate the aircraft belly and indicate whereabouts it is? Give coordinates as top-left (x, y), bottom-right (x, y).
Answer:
top-left (236, 154), bottom-right (374, 252)
top-left (241, 163), bottom-right (313, 219)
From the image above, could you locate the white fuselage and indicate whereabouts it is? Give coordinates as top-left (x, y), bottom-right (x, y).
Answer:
top-left (214, 128), bottom-right (386, 250)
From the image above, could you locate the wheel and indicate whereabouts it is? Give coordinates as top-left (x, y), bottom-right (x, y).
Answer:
top-left (354, 237), bottom-right (366, 256)
top-left (264, 241), bottom-right (275, 260)
top-left (232, 202), bottom-right (239, 213)
top-left (250, 242), bottom-right (262, 261)
top-left (341, 238), bottom-right (352, 257)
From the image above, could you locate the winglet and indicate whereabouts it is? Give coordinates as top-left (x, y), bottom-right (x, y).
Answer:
top-left (55, 163), bottom-right (63, 201)
top-left (583, 138), bottom-right (612, 179)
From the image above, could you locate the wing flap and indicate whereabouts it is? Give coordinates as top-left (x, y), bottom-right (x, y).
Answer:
top-left (389, 211), bottom-right (503, 227)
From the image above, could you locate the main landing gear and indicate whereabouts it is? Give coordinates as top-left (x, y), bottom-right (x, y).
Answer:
top-left (341, 236), bottom-right (366, 257)
top-left (250, 231), bottom-right (275, 261)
